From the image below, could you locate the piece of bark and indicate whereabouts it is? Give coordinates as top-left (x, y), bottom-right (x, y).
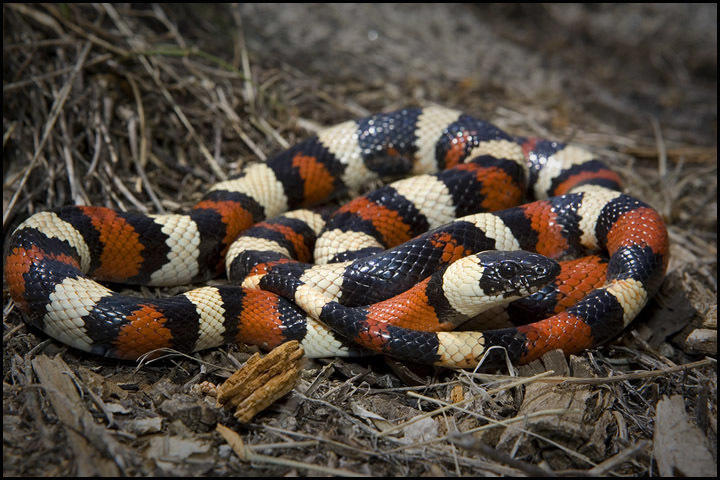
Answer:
top-left (31, 355), bottom-right (127, 476)
top-left (653, 395), bottom-right (716, 476)
top-left (216, 340), bottom-right (304, 422)
top-left (497, 350), bottom-right (612, 469)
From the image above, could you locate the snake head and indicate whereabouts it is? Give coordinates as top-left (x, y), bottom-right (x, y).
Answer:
top-left (476, 250), bottom-right (560, 299)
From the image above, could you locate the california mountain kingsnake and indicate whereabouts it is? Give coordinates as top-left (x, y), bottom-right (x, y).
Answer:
top-left (4, 106), bottom-right (669, 368)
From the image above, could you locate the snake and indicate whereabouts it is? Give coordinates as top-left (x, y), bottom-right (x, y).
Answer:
top-left (4, 106), bottom-right (669, 369)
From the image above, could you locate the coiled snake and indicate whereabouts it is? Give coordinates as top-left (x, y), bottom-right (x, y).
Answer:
top-left (4, 106), bottom-right (669, 368)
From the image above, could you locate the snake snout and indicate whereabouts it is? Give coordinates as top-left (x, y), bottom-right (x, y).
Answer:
top-left (508, 252), bottom-right (559, 296)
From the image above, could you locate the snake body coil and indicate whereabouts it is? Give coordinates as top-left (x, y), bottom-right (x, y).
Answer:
top-left (4, 106), bottom-right (669, 368)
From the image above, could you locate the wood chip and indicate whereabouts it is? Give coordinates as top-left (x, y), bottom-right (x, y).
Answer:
top-left (216, 341), bottom-right (304, 423)
top-left (653, 395), bottom-right (716, 476)
top-left (684, 328), bottom-right (717, 355)
top-left (450, 384), bottom-right (464, 404)
top-left (31, 355), bottom-right (127, 475)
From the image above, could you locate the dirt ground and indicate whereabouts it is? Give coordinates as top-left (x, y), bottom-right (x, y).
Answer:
top-left (3, 4), bottom-right (717, 476)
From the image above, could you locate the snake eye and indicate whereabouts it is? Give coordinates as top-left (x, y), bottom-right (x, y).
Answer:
top-left (535, 265), bottom-right (547, 276)
top-left (498, 261), bottom-right (520, 279)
